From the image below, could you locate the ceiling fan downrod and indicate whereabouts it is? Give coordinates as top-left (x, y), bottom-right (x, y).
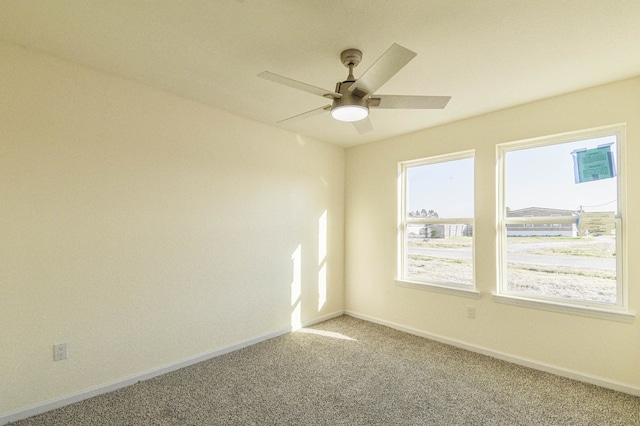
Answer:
top-left (340, 48), bottom-right (362, 82)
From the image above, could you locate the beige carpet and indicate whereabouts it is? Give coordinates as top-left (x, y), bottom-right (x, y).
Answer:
top-left (12, 315), bottom-right (640, 425)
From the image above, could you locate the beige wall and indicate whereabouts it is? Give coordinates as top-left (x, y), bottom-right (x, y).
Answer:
top-left (345, 77), bottom-right (640, 391)
top-left (0, 41), bottom-right (344, 416)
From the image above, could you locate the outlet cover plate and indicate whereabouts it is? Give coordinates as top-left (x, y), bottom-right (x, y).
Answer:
top-left (53, 343), bottom-right (68, 361)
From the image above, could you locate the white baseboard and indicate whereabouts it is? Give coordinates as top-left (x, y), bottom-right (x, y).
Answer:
top-left (345, 310), bottom-right (640, 397)
top-left (0, 310), bottom-right (344, 426)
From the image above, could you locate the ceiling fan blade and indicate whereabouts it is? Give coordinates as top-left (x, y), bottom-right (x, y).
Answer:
top-left (369, 95), bottom-right (451, 109)
top-left (348, 43), bottom-right (417, 96)
top-left (277, 105), bottom-right (331, 124)
top-left (352, 116), bottom-right (374, 134)
top-left (259, 71), bottom-right (341, 99)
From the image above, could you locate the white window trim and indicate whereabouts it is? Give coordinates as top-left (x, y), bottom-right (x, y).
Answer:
top-left (496, 124), bottom-right (629, 317)
top-left (492, 293), bottom-right (635, 323)
top-left (397, 150), bottom-right (476, 294)
top-left (396, 278), bottom-right (480, 298)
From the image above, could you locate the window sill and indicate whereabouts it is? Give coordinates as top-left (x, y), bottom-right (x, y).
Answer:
top-left (396, 279), bottom-right (481, 299)
top-left (493, 293), bottom-right (635, 323)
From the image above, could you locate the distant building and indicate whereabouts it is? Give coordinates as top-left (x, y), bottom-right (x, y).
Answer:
top-left (407, 223), bottom-right (473, 238)
top-left (506, 207), bottom-right (577, 237)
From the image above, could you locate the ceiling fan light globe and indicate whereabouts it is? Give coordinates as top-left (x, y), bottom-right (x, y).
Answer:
top-left (331, 105), bottom-right (369, 122)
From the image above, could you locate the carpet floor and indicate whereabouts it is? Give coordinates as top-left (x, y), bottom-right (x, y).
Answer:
top-left (12, 315), bottom-right (640, 425)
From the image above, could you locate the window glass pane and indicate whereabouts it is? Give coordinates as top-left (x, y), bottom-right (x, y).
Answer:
top-left (407, 224), bottom-right (473, 284)
top-left (403, 155), bottom-right (474, 286)
top-left (505, 136), bottom-right (617, 215)
top-left (502, 134), bottom-right (619, 306)
top-left (505, 229), bottom-right (617, 304)
top-left (407, 157), bottom-right (474, 219)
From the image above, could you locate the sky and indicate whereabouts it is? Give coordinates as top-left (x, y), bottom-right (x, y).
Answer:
top-left (407, 135), bottom-right (618, 218)
top-left (407, 157), bottom-right (474, 218)
top-left (505, 136), bottom-right (617, 213)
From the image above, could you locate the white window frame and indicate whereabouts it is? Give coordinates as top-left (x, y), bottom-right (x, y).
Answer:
top-left (523, 215), bottom-right (533, 227)
top-left (495, 124), bottom-right (633, 322)
top-left (396, 150), bottom-right (479, 298)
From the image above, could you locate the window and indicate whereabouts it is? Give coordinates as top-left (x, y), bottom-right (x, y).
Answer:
top-left (497, 125), bottom-right (626, 313)
top-left (398, 151), bottom-right (475, 293)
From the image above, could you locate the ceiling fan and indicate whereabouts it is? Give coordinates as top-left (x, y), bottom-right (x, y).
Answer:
top-left (258, 43), bottom-right (451, 134)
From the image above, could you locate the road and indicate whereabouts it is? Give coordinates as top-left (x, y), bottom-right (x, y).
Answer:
top-left (408, 247), bottom-right (615, 271)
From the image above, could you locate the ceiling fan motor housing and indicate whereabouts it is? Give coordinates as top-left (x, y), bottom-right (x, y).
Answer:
top-left (333, 81), bottom-right (368, 108)
top-left (331, 80), bottom-right (369, 121)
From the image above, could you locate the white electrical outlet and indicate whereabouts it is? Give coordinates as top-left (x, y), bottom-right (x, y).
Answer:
top-left (466, 307), bottom-right (476, 319)
top-left (53, 343), bottom-right (68, 361)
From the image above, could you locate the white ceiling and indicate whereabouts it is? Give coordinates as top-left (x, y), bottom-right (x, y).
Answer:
top-left (2, 1), bottom-right (640, 147)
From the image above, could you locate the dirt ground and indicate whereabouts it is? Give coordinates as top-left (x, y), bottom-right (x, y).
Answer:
top-left (407, 236), bottom-right (617, 304)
